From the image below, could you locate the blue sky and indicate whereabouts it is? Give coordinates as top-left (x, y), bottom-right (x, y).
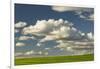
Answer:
top-left (15, 4), bottom-right (94, 57)
top-left (15, 4), bottom-right (94, 33)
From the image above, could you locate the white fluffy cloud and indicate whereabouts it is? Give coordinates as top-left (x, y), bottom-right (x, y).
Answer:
top-left (24, 50), bottom-right (35, 55)
top-left (16, 42), bottom-right (26, 47)
top-left (52, 6), bottom-right (91, 12)
top-left (38, 51), bottom-right (42, 55)
top-left (19, 19), bottom-right (94, 56)
top-left (78, 13), bottom-right (94, 21)
top-left (52, 6), bottom-right (94, 21)
top-left (52, 6), bottom-right (82, 12)
top-left (75, 10), bottom-right (94, 21)
top-left (54, 39), bottom-right (93, 55)
top-left (23, 19), bottom-right (83, 41)
top-left (18, 36), bottom-right (35, 40)
top-left (36, 43), bottom-right (41, 47)
top-left (22, 19), bottom-right (59, 35)
top-left (86, 32), bottom-right (94, 40)
top-left (22, 19), bottom-right (93, 47)
top-left (88, 14), bottom-right (94, 20)
top-left (15, 22), bottom-right (27, 28)
top-left (45, 48), bottom-right (50, 50)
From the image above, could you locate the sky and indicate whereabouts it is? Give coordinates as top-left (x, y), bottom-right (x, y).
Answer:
top-left (15, 4), bottom-right (94, 57)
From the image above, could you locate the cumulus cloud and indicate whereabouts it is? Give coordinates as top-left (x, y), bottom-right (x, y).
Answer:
top-left (37, 51), bottom-right (49, 55)
top-left (66, 47), bottom-right (73, 51)
top-left (88, 14), bottom-right (94, 20)
top-left (18, 36), bottom-right (35, 40)
top-left (52, 6), bottom-right (92, 12)
top-left (36, 43), bottom-right (41, 47)
top-left (22, 19), bottom-right (83, 41)
top-left (52, 6), bottom-right (82, 12)
top-left (15, 21), bottom-right (27, 28)
top-left (52, 6), bottom-right (94, 21)
top-left (61, 40), bottom-right (93, 48)
top-left (22, 19), bottom-right (55, 35)
top-left (19, 19), bottom-right (94, 56)
top-left (54, 39), bottom-right (93, 55)
top-left (75, 10), bottom-right (94, 21)
top-left (23, 19), bottom-right (93, 54)
top-left (45, 48), bottom-right (50, 50)
top-left (22, 19), bottom-right (71, 35)
top-left (16, 42), bottom-right (26, 47)
top-left (24, 50), bottom-right (35, 55)
top-left (78, 13), bottom-right (94, 21)
top-left (73, 41), bottom-right (93, 46)
top-left (38, 51), bottom-right (42, 55)
top-left (54, 43), bottom-right (69, 48)
top-left (86, 32), bottom-right (94, 40)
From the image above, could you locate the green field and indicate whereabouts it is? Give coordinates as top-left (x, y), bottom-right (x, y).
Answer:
top-left (15, 54), bottom-right (94, 65)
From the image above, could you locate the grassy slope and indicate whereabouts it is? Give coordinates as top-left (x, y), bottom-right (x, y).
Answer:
top-left (15, 54), bottom-right (94, 65)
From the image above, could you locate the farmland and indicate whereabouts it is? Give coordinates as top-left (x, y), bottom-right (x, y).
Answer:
top-left (15, 54), bottom-right (94, 65)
